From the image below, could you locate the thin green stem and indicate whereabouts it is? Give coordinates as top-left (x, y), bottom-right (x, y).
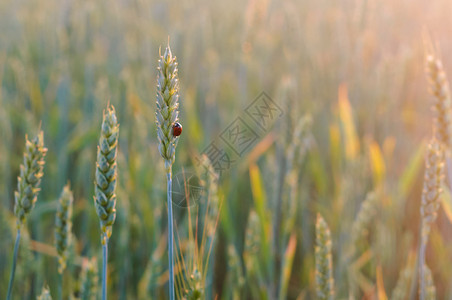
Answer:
top-left (58, 271), bottom-right (63, 300)
top-left (167, 169), bottom-right (175, 300)
top-left (102, 237), bottom-right (108, 300)
top-left (6, 228), bottom-right (21, 300)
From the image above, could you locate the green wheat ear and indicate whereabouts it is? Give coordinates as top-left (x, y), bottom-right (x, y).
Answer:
top-left (14, 131), bottom-right (47, 227)
top-left (156, 43), bottom-right (180, 172)
top-left (94, 104), bottom-right (119, 243)
top-left (55, 184), bottom-right (73, 274)
top-left (80, 258), bottom-right (99, 300)
top-left (155, 42), bottom-right (180, 300)
top-left (315, 213), bottom-right (335, 300)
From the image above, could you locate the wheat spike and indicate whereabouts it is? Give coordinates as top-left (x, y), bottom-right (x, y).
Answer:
top-left (156, 44), bottom-right (180, 172)
top-left (427, 55), bottom-right (452, 148)
top-left (422, 265), bottom-right (436, 300)
top-left (14, 131), bottom-right (47, 226)
top-left (420, 140), bottom-right (444, 240)
top-left (244, 210), bottom-right (261, 274)
top-left (391, 261), bottom-right (414, 300)
top-left (419, 139), bottom-right (443, 300)
top-left (94, 104), bottom-right (119, 243)
top-left (80, 258), bottom-right (99, 300)
top-left (315, 213), bottom-right (335, 300)
top-left (351, 191), bottom-right (378, 244)
top-left (54, 184), bottom-right (73, 274)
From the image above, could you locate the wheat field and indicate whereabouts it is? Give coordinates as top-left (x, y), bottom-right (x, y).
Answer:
top-left (2, 0), bottom-right (452, 299)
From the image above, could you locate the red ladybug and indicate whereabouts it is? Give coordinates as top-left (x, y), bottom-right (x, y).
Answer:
top-left (172, 122), bottom-right (182, 137)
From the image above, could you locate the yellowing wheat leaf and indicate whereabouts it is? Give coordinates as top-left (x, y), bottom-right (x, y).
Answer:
top-left (338, 84), bottom-right (360, 160)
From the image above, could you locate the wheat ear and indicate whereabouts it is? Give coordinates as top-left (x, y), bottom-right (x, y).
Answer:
top-left (156, 42), bottom-right (180, 300)
top-left (80, 257), bottom-right (99, 300)
top-left (94, 104), bottom-right (119, 300)
top-left (54, 184), bottom-right (73, 300)
top-left (419, 139), bottom-right (443, 300)
top-left (315, 213), bottom-right (335, 300)
top-left (7, 131), bottom-right (47, 300)
top-left (426, 55), bottom-right (452, 148)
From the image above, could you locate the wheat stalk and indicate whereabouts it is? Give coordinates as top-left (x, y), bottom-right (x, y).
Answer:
top-left (315, 213), bottom-right (335, 300)
top-left (419, 139), bottom-right (443, 300)
top-left (155, 42), bottom-right (181, 300)
top-left (6, 131), bottom-right (47, 300)
top-left (94, 104), bottom-right (119, 300)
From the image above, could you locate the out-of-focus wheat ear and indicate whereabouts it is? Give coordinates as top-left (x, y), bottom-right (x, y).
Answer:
top-left (420, 265), bottom-right (436, 300)
top-left (391, 254), bottom-right (415, 300)
top-left (243, 211), bottom-right (261, 275)
top-left (198, 155), bottom-right (220, 241)
top-left (184, 268), bottom-right (203, 300)
top-left (94, 104), bottom-right (119, 243)
top-left (419, 139), bottom-right (444, 300)
top-left (14, 131), bottom-right (47, 227)
top-left (420, 140), bottom-right (444, 241)
top-left (227, 244), bottom-right (245, 292)
top-left (426, 55), bottom-right (452, 148)
top-left (315, 213), bottom-right (335, 300)
top-left (80, 258), bottom-right (99, 300)
top-left (55, 184), bottom-right (74, 274)
top-left (37, 285), bottom-right (53, 300)
top-left (351, 191), bottom-right (378, 244)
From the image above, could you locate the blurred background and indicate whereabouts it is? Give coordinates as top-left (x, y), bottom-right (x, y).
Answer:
top-left (1, 0), bottom-right (452, 298)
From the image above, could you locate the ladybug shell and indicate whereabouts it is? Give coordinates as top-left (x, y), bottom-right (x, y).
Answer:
top-left (172, 122), bottom-right (182, 137)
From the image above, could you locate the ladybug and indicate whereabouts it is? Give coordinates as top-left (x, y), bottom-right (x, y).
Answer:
top-left (172, 122), bottom-right (182, 137)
